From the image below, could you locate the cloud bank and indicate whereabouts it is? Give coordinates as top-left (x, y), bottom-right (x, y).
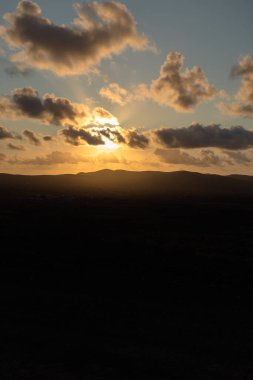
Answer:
top-left (155, 148), bottom-right (231, 167)
top-left (61, 125), bottom-right (149, 149)
top-left (14, 151), bottom-right (89, 166)
top-left (155, 124), bottom-right (253, 150)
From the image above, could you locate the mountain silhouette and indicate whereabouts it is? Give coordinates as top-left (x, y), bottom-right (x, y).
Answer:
top-left (1, 169), bottom-right (253, 198)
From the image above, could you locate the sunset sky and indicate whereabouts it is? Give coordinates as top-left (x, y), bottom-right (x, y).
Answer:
top-left (1, 0), bottom-right (253, 174)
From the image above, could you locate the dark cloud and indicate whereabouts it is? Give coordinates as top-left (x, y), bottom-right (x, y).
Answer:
top-left (43, 135), bottom-right (55, 142)
top-left (151, 52), bottom-right (218, 112)
top-left (62, 124), bottom-right (149, 149)
top-left (155, 124), bottom-right (253, 150)
top-left (23, 129), bottom-right (41, 145)
top-left (0, 87), bottom-right (90, 127)
top-left (0, 0), bottom-right (149, 76)
top-left (62, 126), bottom-right (105, 146)
top-left (98, 126), bottom-right (126, 144)
top-left (220, 55), bottom-right (253, 117)
top-left (8, 142), bottom-right (25, 151)
top-left (127, 131), bottom-right (149, 149)
top-left (0, 87), bottom-right (149, 149)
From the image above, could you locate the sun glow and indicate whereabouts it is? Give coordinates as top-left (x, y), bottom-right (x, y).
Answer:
top-left (93, 125), bottom-right (120, 149)
top-left (90, 113), bottom-right (121, 149)
top-left (101, 137), bottom-right (118, 149)
top-left (94, 115), bottom-right (119, 127)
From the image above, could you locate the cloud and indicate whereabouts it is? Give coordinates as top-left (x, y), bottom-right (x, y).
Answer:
top-left (6, 150), bottom-right (134, 166)
top-left (154, 124), bottom-right (253, 150)
top-left (61, 124), bottom-right (149, 149)
top-left (151, 52), bottom-right (218, 112)
top-left (223, 150), bottom-right (252, 165)
top-left (19, 151), bottom-right (90, 165)
top-left (0, 87), bottom-right (90, 127)
top-left (0, 125), bottom-right (20, 140)
top-left (8, 142), bottom-right (25, 151)
top-left (5, 64), bottom-right (33, 76)
top-left (23, 129), bottom-right (41, 145)
top-left (0, 87), bottom-right (150, 149)
top-left (7, 151), bottom-right (90, 166)
top-left (0, 0), bottom-right (149, 76)
top-left (99, 82), bottom-right (150, 106)
top-left (220, 55), bottom-right (253, 117)
top-left (100, 83), bottom-right (130, 106)
top-left (43, 135), bottom-right (55, 142)
top-left (62, 126), bottom-right (105, 146)
top-left (155, 148), bottom-right (228, 167)
top-left (127, 130), bottom-right (150, 148)
top-left (230, 55), bottom-right (253, 77)
top-left (156, 147), bottom-right (253, 167)
top-left (100, 52), bottom-right (219, 112)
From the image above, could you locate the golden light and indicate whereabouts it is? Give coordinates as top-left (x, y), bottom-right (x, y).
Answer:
top-left (94, 115), bottom-right (119, 127)
top-left (90, 112), bottom-right (121, 149)
top-left (101, 136), bottom-right (118, 149)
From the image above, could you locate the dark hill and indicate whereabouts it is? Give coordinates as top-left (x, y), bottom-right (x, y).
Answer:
top-left (1, 169), bottom-right (253, 198)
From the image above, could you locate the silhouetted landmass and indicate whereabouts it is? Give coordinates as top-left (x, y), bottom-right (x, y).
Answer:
top-left (1, 170), bottom-right (253, 379)
top-left (1, 169), bottom-right (253, 198)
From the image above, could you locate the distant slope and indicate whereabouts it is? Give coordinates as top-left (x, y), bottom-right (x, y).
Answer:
top-left (1, 170), bottom-right (253, 198)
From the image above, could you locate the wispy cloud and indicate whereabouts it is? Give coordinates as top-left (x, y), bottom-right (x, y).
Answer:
top-left (155, 148), bottom-right (231, 167)
top-left (8, 142), bottom-right (25, 151)
top-left (100, 83), bottom-right (150, 106)
top-left (10, 151), bottom-right (90, 166)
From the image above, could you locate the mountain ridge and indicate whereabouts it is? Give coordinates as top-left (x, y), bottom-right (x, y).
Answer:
top-left (1, 170), bottom-right (253, 198)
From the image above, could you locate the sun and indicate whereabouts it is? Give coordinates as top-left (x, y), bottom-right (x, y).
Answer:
top-left (90, 117), bottom-right (121, 150)
top-left (102, 137), bottom-right (118, 149)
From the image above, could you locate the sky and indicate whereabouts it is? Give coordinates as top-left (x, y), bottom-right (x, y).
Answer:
top-left (0, 0), bottom-right (253, 175)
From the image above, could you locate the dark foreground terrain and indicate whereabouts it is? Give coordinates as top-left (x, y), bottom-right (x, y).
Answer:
top-left (1, 170), bottom-right (253, 379)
